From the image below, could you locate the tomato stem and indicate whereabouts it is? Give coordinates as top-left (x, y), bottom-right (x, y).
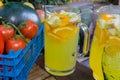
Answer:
top-left (2, 21), bottom-right (11, 28)
top-left (8, 23), bottom-right (29, 44)
top-left (2, 21), bottom-right (7, 27)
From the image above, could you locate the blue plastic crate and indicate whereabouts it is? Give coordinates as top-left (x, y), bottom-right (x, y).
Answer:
top-left (0, 24), bottom-right (44, 80)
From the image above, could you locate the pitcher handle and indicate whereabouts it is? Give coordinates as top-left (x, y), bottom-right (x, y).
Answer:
top-left (77, 22), bottom-right (90, 56)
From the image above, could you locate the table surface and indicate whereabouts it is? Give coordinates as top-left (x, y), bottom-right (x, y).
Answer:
top-left (28, 55), bottom-right (95, 80)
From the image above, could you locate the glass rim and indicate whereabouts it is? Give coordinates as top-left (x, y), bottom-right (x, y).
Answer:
top-left (97, 5), bottom-right (120, 14)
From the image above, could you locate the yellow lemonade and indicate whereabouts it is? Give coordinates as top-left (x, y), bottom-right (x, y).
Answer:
top-left (44, 11), bottom-right (80, 76)
top-left (90, 14), bottom-right (120, 80)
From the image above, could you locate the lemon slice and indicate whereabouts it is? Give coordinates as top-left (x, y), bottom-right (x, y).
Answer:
top-left (107, 36), bottom-right (120, 45)
top-left (52, 27), bottom-right (75, 40)
top-left (106, 36), bottom-right (120, 57)
top-left (55, 14), bottom-right (70, 27)
top-left (101, 13), bottom-right (115, 21)
top-left (104, 44), bottom-right (120, 57)
top-left (60, 10), bottom-right (80, 22)
top-left (53, 27), bottom-right (73, 33)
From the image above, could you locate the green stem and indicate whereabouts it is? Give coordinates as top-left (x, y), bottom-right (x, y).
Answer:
top-left (8, 23), bottom-right (29, 44)
top-left (2, 21), bottom-right (9, 28)
top-left (14, 34), bottom-right (17, 39)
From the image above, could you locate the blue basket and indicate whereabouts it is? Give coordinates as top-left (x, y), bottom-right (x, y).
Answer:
top-left (0, 24), bottom-right (44, 80)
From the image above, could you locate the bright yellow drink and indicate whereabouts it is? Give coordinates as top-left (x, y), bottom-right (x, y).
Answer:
top-left (90, 14), bottom-right (120, 80)
top-left (44, 11), bottom-right (80, 76)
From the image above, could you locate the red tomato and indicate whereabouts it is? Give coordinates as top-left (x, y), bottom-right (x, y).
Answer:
top-left (0, 32), bottom-right (4, 54)
top-left (0, 24), bottom-right (15, 41)
top-left (19, 20), bottom-right (38, 39)
top-left (6, 38), bottom-right (26, 54)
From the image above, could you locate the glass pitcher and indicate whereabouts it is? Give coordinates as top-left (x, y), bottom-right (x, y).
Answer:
top-left (44, 7), bottom-right (90, 76)
top-left (90, 5), bottom-right (120, 80)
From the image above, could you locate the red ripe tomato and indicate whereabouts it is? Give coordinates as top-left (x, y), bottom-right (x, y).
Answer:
top-left (6, 38), bottom-right (26, 54)
top-left (0, 32), bottom-right (4, 54)
top-left (0, 24), bottom-right (15, 41)
top-left (19, 20), bottom-right (38, 39)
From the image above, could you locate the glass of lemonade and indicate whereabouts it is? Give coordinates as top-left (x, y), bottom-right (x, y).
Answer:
top-left (90, 5), bottom-right (120, 80)
top-left (44, 8), bottom-right (89, 76)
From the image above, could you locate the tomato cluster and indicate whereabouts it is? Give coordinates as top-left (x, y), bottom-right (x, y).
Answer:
top-left (0, 19), bottom-right (38, 54)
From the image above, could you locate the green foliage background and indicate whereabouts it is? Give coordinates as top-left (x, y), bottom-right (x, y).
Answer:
top-left (35, 0), bottom-right (70, 5)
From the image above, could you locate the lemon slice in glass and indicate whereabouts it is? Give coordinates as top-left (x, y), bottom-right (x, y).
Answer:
top-left (107, 36), bottom-right (120, 45)
top-left (55, 14), bottom-right (70, 27)
top-left (104, 44), bottom-right (120, 57)
top-left (101, 13), bottom-right (115, 21)
top-left (52, 27), bottom-right (74, 40)
top-left (106, 36), bottom-right (120, 57)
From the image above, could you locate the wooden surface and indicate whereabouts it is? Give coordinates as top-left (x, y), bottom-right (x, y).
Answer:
top-left (28, 55), bottom-right (95, 80)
